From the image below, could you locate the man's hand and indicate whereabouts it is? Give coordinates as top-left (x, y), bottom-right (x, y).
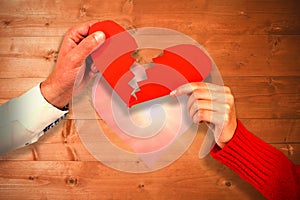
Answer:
top-left (170, 82), bottom-right (237, 148)
top-left (41, 21), bottom-right (105, 109)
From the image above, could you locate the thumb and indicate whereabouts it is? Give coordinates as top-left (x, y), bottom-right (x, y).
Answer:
top-left (72, 31), bottom-right (106, 62)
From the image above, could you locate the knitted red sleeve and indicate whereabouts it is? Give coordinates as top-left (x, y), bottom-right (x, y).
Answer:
top-left (210, 120), bottom-right (300, 200)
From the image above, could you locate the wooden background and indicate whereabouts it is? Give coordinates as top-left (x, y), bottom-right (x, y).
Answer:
top-left (0, 0), bottom-right (299, 199)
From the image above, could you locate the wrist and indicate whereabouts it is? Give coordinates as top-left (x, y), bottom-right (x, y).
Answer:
top-left (217, 119), bottom-right (238, 148)
top-left (40, 77), bottom-right (71, 109)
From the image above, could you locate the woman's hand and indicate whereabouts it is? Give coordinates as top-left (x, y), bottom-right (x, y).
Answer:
top-left (170, 82), bottom-right (237, 148)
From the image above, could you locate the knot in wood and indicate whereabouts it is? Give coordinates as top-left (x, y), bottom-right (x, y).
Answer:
top-left (67, 177), bottom-right (78, 185)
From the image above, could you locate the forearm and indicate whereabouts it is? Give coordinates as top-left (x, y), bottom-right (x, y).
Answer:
top-left (211, 120), bottom-right (300, 200)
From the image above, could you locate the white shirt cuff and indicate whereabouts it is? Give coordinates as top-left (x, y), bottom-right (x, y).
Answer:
top-left (8, 84), bottom-right (68, 133)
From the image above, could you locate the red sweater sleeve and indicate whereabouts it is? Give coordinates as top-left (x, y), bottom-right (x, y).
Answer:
top-left (210, 120), bottom-right (300, 200)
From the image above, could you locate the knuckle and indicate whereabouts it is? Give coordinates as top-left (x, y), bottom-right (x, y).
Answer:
top-left (192, 101), bottom-right (200, 111)
top-left (192, 112), bottom-right (200, 124)
top-left (224, 86), bottom-right (231, 94)
top-left (191, 82), bottom-right (203, 91)
top-left (192, 116), bottom-right (198, 124)
top-left (190, 84), bottom-right (197, 92)
top-left (192, 91), bottom-right (201, 100)
top-left (68, 54), bottom-right (82, 66)
top-left (196, 111), bottom-right (205, 124)
top-left (195, 82), bottom-right (204, 88)
top-left (226, 93), bottom-right (235, 106)
top-left (187, 98), bottom-right (193, 110)
top-left (66, 27), bottom-right (75, 36)
top-left (224, 103), bottom-right (231, 112)
top-left (197, 110), bottom-right (205, 119)
top-left (67, 54), bottom-right (76, 63)
top-left (190, 92), bottom-right (196, 101)
top-left (223, 114), bottom-right (230, 124)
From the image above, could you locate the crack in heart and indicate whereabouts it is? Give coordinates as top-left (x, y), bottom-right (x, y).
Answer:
top-left (128, 62), bottom-right (148, 100)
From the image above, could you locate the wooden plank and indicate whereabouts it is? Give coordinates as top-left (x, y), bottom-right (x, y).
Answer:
top-left (0, 16), bottom-right (134, 37)
top-left (240, 119), bottom-right (300, 143)
top-left (1, 140), bottom-right (299, 166)
top-left (0, 159), bottom-right (264, 200)
top-left (0, 37), bottom-right (62, 59)
top-left (0, 119), bottom-right (299, 162)
top-left (38, 119), bottom-right (300, 144)
top-left (0, 1), bottom-right (299, 36)
top-left (0, 35), bottom-right (299, 78)
top-left (3, 140), bottom-right (295, 163)
top-left (132, 0), bottom-right (300, 14)
top-left (0, 57), bottom-right (54, 78)
top-left (0, 0), bottom-right (131, 16)
top-left (0, 78), bottom-right (44, 99)
top-left (226, 76), bottom-right (300, 119)
top-left (1, 0), bottom-right (299, 16)
top-left (0, 76), bottom-right (298, 118)
top-left (1, 13), bottom-right (299, 37)
top-left (132, 13), bottom-right (300, 35)
top-left (203, 35), bottom-right (300, 76)
top-left (235, 93), bottom-right (299, 119)
top-left (0, 0), bottom-right (134, 37)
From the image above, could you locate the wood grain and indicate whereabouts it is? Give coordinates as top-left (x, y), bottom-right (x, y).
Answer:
top-left (0, 0), bottom-right (299, 199)
top-left (0, 35), bottom-right (299, 78)
top-left (0, 0), bottom-right (299, 36)
top-left (0, 160), bottom-right (264, 200)
top-left (0, 119), bottom-right (299, 163)
top-left (0, 76), bottom-right (298, 119)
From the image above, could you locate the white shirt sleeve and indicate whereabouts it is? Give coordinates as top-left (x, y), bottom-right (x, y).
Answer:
top-left (0, 84), bottom-right (68, 155)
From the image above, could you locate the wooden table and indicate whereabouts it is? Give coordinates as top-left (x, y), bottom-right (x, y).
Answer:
top-left (0, 0), bottom-right (299, 199)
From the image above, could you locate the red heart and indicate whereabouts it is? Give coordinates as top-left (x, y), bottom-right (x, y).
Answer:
top-left (89, 20), bottom-right (211, 107)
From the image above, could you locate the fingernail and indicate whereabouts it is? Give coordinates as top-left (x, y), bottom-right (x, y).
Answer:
top-left (94, 31), bottom-right (105, 42)
top-left (170, 90), bottom-right (176, 96)
top-left (91, 63), bottom-right (98, 73)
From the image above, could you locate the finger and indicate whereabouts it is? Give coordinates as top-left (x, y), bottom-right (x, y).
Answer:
top-left (87, 63), bottom-right (98, 79)
top-left (67, 20), bottom-right (99, 44)
top-left (75, 66), bottom-right (98, 95)
top-left (75, 64), bottom-right (86, 88)
top-left (192, 109), bottom-right (214, 124)
top-left (187, 88), bottom-right (211, 110)
top-left (192, 109), bottom-right (226, 125)
top-left (189, 99), bottom-right (213, 119)
top-left (204, 82), bottom-right (231, 93)
top-left (58, 21), bottom-right (100, 57)
top-left (89, 70), bottom-right (98, 78)
top-left (170, 82), bottom-right (228, 97)
top-left (70, 31), bottom-right (105, 67)
top-left (187, 89), bottom-right (230, 109)
top-left (189, 99), bottom-right (230, 120)
top-left (170, 82), bottom-right (206, 96)
top-left (90, 63), bottom-right (98, 73)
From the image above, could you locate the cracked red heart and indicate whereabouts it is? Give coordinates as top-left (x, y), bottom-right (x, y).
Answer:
top-left (88, 20), bottom-right (212, 107)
